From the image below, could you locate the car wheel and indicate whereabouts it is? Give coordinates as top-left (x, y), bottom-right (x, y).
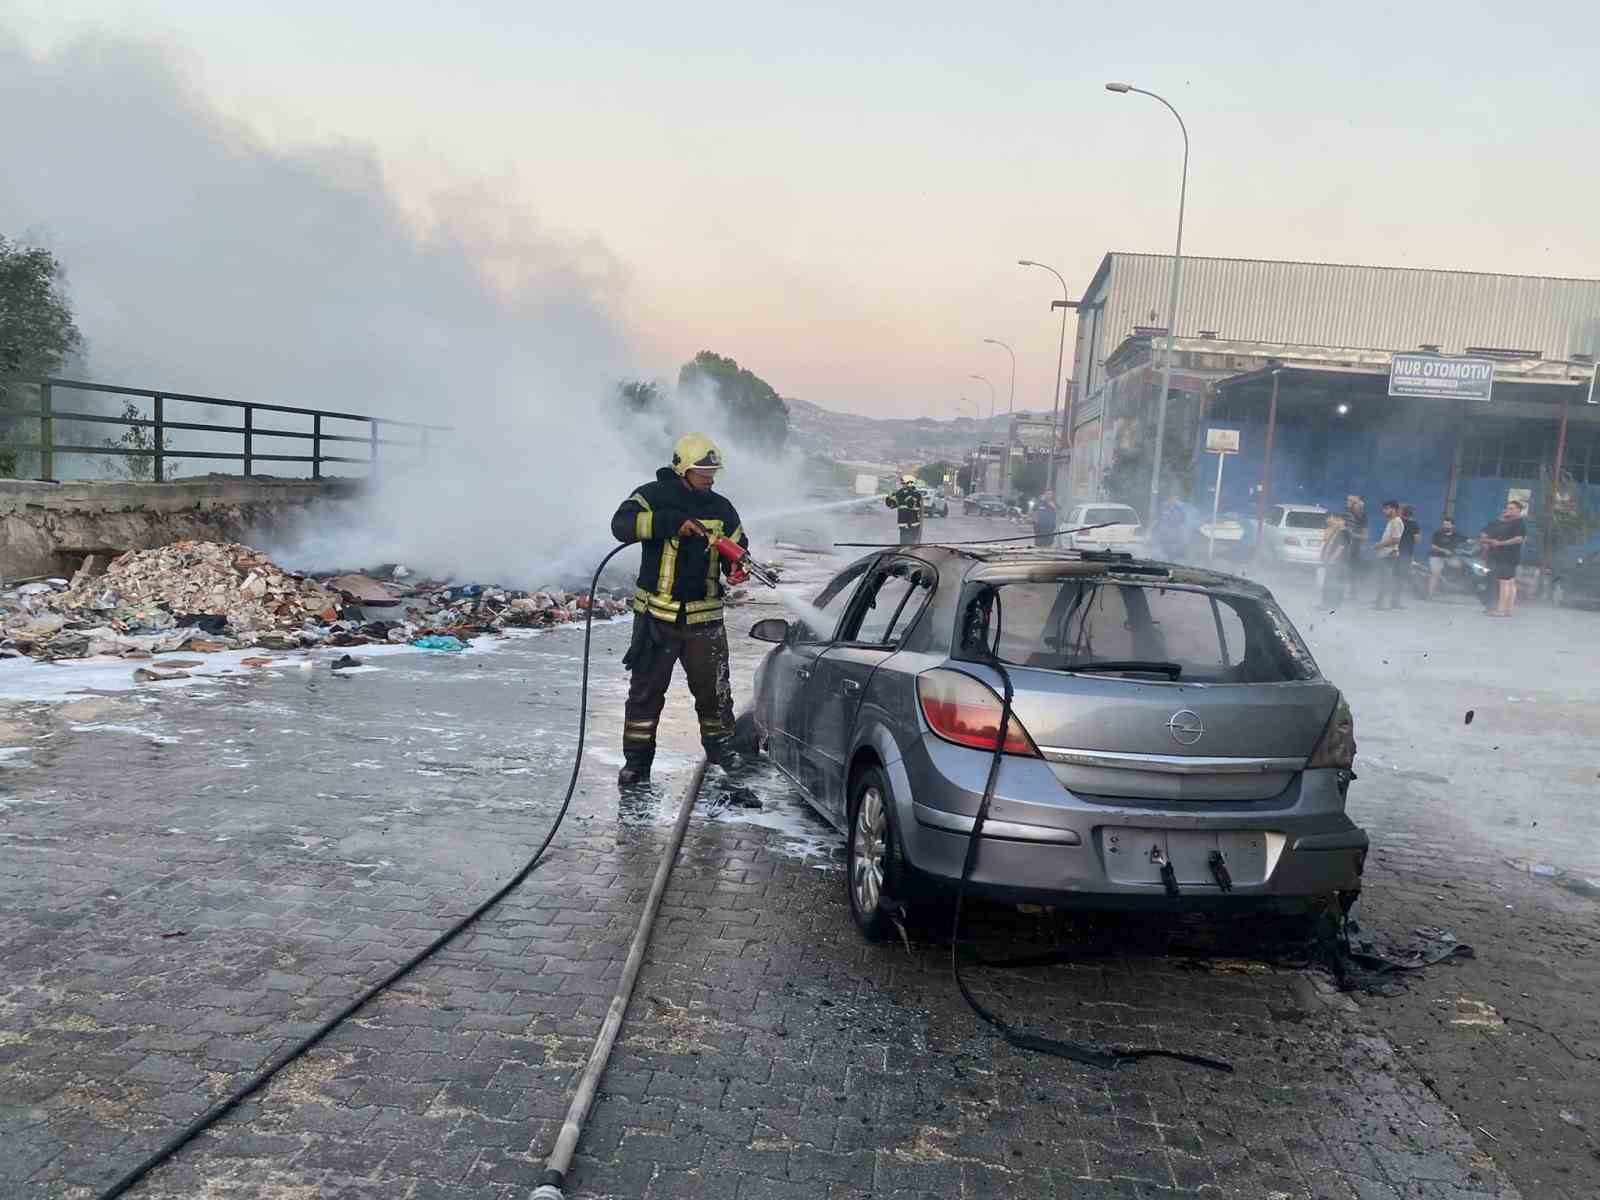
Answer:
top-left (847, 765), bottom-right (905, 941)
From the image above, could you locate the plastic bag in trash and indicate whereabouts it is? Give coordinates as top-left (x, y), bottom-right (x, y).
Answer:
top-left (412, 634), bottom-right (467, 652)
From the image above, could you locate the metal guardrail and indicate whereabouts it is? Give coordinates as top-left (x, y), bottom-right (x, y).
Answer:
top-left (0, 377), bottom-right (451, 482)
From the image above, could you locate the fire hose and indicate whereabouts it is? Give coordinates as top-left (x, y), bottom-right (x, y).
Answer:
top-left (93, 532), bottom-right (780, 1200)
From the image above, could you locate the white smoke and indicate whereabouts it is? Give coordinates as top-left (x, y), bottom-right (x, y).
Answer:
top-left (0, 33), bottom-right (809, 586)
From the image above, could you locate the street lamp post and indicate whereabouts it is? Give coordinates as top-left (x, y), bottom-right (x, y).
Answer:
top-left (982, 338), bottom-right (1016, 497)
top-left (968, 373), bottom-right (997, 495)
top-left (1106, 81), bottom-right (1189, 523)
top-left (1017, 260), bottom-right (1072, 495)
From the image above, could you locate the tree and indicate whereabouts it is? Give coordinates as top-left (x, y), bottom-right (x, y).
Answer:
top-left (678, 351), bottom-right (789, 453)
top-left (1, 237), bottom-right (83, 476)
top-left (0, 237), bottom-right (81, 379)
top-left (616, 380), bottom-right (662, 412)
top-left (916, 460), bottom-right (954, 487)
top-left (98, 400), bottom-right (182, 482)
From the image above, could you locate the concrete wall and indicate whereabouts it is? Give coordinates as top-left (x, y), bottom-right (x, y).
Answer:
top-left (0, 478), bottom-right (358, 582)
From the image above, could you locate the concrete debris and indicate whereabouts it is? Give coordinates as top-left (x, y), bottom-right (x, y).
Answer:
top-left (133, 667), bottom-right (191, 683)
top-left (0, 539), bottom-right (635, 662)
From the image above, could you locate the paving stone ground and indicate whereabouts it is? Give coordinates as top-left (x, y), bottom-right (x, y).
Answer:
top-left (2, 539), bottom-right (1595, 1200)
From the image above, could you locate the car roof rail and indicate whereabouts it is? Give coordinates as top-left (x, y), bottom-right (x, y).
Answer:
top-left (1077, 549), bottom-right (1135, 563)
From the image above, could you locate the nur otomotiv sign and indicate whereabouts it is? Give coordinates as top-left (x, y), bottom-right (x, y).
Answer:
top-left (1388, 353), bottom-right (1496, 401)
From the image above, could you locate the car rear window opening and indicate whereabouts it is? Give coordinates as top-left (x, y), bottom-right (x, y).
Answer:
top-left (959, 580), bottom-right (1317, 684)
top-left (1284, 511), bottom-right (1328, 529)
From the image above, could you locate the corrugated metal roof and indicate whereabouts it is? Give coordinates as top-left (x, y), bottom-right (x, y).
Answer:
top-left (1084, 252), bottom-right (1600, 367)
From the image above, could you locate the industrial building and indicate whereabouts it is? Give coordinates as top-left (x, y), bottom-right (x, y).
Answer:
top-left (1063, 252), bottom-right (1600, 558)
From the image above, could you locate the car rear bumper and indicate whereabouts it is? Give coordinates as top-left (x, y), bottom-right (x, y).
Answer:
top-left (1274, 543), bottom-right (1323, 564)
top-left (890, 737), bottom-right (1366, 906)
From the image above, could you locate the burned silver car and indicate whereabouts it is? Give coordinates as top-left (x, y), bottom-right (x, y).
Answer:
top-left (745, 547), bottom-right (1365, 940)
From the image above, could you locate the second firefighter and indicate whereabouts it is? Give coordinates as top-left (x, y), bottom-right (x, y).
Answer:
top-left (885, 474), bottom-right (924, 545)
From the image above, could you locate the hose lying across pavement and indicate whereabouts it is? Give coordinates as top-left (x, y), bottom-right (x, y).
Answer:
top-left (94, 543), bottom-right (639, 1200)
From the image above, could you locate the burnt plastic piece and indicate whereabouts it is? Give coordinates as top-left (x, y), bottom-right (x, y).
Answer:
top-left (1207, 850), bottom-right (1233, 893)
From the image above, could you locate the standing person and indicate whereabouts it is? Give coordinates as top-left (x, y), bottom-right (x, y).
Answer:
top-left (1426, 514), bottom-right (1465, 599)
top-left (885, 474), bottom-right (925, 545)
top-left (1480, 498), bottom-right (1528, 618)
top-left (610, 433), bottom-right (749, 787)
top-left (1344, 494), bottom-right (1368, 598)
top-left (1033, 490), bottom-right (1059, 547)
top-left (1155, 495), bottom-right (1188, 560)
top-left (1398, 504), bottom-right (1422, 598)
top-left (1371, 499), bottom-right (1406, 610)
top-left (1319, 513), bottom-right (1352, 607)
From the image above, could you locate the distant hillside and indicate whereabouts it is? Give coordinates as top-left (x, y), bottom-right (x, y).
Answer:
top-left (786, 397), bottom-right (1051, 468)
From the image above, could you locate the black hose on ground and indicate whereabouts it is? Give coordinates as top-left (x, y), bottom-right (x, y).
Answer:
top-left (94, 544), bottom-right (633, 1200)
top-left (948, 591), bottom-right (1234, 1074)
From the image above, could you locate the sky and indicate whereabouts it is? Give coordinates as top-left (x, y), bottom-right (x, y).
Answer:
top-left (4, 0), bottom-right (1599, 419)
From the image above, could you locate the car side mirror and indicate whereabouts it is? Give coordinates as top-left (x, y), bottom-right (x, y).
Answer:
top-left (749, 618), bottom-right (791, 644)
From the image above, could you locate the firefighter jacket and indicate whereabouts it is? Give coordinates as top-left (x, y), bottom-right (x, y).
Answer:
top-left (886, 484), bottom-right (924, 527)
top-left (611, 468), bottom-right (748, 625)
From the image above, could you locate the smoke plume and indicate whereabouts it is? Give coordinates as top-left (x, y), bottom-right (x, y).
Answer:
top-left (0, 33), bottom-right (796, 585)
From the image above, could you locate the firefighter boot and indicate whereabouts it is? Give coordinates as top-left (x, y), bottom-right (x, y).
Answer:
top-left (617, 751), bottom-right (654, 788)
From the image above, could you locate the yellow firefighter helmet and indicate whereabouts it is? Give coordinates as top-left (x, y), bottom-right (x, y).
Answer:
top-left (671, 433), bottom-right (724, 476)
top-left (902, 474), bottom-right (917, 485)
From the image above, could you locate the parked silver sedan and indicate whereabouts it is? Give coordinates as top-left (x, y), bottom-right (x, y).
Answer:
top-left (745, 547), bottom-right (1366, 940)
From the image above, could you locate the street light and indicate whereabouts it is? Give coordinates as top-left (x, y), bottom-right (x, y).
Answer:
top-left (982, 339), bottom-right (1016, 497)
top-left (968, 374), bottom-right (997, 496)
top-left (1018, 260), bottom-right (1072, 494)
top-left (1106, 80), bottom-right (1189, 523)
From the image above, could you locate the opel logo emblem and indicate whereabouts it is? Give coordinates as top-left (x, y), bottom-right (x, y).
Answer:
top-left (1167, 709), bottom-right (1204, 746)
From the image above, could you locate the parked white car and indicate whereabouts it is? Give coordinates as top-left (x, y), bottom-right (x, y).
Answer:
top-left (1259, 504), bottom-right (1330, 564)
top-left (1062, 503), bottom-right (1142, 552)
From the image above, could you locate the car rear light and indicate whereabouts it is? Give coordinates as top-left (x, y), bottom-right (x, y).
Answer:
top-left (917, 669), bottom-right (1040, 757)
top-left (1307, 695), bottom-right (1356, 770)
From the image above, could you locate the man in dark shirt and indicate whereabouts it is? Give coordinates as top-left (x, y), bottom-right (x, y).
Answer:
top-left (1426, 515), bottom-right (1465, 600)
top-left (1480, 499), bottom-right (1528, 618)
top-left (1344, 494), bottom-right (1368, 598)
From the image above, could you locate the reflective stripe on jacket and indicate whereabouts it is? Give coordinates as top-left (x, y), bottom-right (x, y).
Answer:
top-left (611, 467), bottom-right (746, 624)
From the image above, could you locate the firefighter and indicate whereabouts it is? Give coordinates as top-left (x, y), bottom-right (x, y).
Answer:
top-left (885, 474), bottom-right (924, 545)
top-left (610, 433), bottom-right (749, 787)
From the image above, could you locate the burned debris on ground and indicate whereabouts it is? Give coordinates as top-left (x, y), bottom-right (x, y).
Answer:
top-left (0, 540), bottom-right (631, 663)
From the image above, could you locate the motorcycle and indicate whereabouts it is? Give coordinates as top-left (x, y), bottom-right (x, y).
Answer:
top-left (1411, 539), bottom-right (1495, 607)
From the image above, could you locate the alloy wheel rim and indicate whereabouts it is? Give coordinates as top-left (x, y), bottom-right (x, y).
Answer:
top-left (852, 787), bottom-right (887, 915)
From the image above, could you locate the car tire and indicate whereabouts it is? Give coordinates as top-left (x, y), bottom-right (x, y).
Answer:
top-left (846, 764), bottom-right (907, 942)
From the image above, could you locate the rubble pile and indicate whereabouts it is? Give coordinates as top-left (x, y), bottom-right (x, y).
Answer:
top-left (75, 542), bottom-right (342, 634)
top-left (0, 540), bottom-right (634, 663)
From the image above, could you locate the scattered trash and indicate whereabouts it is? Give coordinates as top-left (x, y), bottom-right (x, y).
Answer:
top-left (1447, 998), bottom-right (1505, 1029)
top-left (159, 930), bottom-right (188, 939)
top-left (1477, 1126), bottom-right (1500, 1143)
top-left (133, 667), bottom-right (191, 683)
top-left (1464, 709), bottom-right (1475, 725)
top-left (331, 654), bottom-right (364, 671)
top-left (412, 635), bottom-right (467, 652)
top-left (1559, 1109), bottom-right (1585, 1129)
top-left (0, 540), bottom-right (634, 663)
top-left (1343, 918), bottom-right (1474, 973)
top-left (1555, 875), bottom-right (1600, 900)
top-left (240, 657), bottom-right (275, 668)
top-left (152, 659), bottom-right (204, 670)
